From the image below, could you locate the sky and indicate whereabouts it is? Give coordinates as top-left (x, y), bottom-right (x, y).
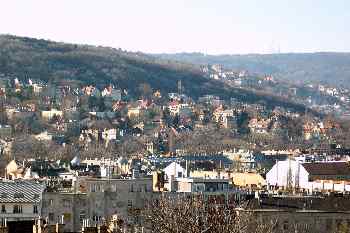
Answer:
top-left (0, 0), bottom-right (349, 54)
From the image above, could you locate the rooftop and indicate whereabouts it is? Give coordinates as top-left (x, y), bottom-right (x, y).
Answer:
top-left (302, 162), bottom-right (350, 176)
top-left (0, 180), bottom-right (45, 203)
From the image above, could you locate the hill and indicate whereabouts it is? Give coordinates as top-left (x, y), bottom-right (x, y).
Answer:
top-left (0, 35), bottom-right (307, 112)
top-left (155, 52), bottom-right (350, 87)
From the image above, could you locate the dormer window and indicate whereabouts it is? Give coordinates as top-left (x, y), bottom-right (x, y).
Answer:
top-left (0, 193), bottom-right (7, 198)
top-left (14, 193), bottom-right (25, 198)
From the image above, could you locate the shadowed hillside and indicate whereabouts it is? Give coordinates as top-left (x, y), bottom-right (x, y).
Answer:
top-left (0, 35), bottom-right (308, 112)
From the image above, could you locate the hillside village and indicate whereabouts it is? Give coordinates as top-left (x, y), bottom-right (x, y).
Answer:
top-left (1, 69), bottom-right (350, 232)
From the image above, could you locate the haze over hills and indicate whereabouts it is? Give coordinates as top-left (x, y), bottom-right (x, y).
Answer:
top-left (155, 52), bottom-right (350, 87)
top-left (0, 35), bottom-right (312, 112)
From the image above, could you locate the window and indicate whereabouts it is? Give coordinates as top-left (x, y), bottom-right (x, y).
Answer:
top-left (49, 199), bottom-right (54, 206)
top-left (326, 219), bottom-right (333, 231)
top-left (178, 172), bottom-right (183, 177)
top-left (1, 205), bottom-right (6, 213)
top-left (129, 184), bottom-right (134, 192)
top-left (92, 215), bottom-right (99, 222)
top-left (217, 183), bottom-right (223, 191)
top-left (33, 205), bottom-right (38, 214)
top-left (0, 193), bottom-right (7, 198)
top-left (13, 193), bottom-right (24, 198)
top-left (195, 184), bottom-right (205, 192)
top-left (49, 213), bottom-right (55, 223)
top-left (79, 211), bottom-right (86, 224)
top-left (63, 213), bottom-right (71, 223)
top-left (33, 194), bottom-right (40, 199)
top-left (13, 205), bottom-right (22, 214)
top-left (63, 199), bottom-right (71, 207)
top-left (127, 200), bottom-right (132, 208)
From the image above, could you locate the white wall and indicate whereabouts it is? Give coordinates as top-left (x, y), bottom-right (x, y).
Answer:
top-left (266, 160), bottom-right (309, 189)
top-left (266, 160), bottom-right (350, 192)
top-left (0, 203), bottom-right (40, 221)
top-left (164, 162), bottom-right (186, 178)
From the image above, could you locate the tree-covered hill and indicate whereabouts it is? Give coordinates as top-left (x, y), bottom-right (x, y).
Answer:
top-left (0, 35), bottom-right (307, 112)
top-left (155, 52), bottom-right (350, 87)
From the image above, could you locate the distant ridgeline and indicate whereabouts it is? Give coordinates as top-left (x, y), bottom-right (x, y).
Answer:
top-left (155, 52), bottom-right (350, 87)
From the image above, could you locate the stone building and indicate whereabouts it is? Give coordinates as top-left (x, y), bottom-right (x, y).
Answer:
top-left (42, 192), bottom-right (87, 233)
top-left (41, 177), bottom-right (153, 232)
top-left (246, 195), bottom-right (350, 233)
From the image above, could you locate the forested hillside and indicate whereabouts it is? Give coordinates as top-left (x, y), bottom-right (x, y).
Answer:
top-left (0, 35), bottom-right (307, 111)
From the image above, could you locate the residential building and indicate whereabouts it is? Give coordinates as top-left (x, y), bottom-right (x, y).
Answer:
top-left (266, 160), bottom-right (350, 192)
top-left (0, 125), bottom-right (11, 139)
top-left (0, 180), bottom-right (45, 222)
top-left (41, 109), bottom-right (63, 121)
top-left (42, 192), bottom-right (87, 233)
top-left (82, 177), bottom-right (153, 224)
top-left (231, 172), bottom-right (266, 189)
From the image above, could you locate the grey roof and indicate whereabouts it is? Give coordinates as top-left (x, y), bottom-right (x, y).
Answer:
top-left (0, 180), bottom-right (45, 203)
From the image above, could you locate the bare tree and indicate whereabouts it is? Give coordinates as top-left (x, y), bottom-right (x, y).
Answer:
top-left (141, 195), bottom-right (276, 233)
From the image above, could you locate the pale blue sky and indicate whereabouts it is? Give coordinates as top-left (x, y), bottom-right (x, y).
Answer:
top-left (0, 0), bottom-right (349, 54)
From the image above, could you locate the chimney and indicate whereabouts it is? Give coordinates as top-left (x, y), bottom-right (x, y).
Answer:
top-left (186, 160), bottom-right (190, 177)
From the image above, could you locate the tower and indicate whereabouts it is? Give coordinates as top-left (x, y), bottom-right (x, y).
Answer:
top-left (177, 80), bottom-right (183, 95)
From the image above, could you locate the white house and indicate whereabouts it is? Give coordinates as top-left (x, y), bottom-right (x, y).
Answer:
top-left (163, 162), bottom-right (187, 179)
top-left (266, 159), bottom-right (309, 189)
top-left (266, 160), bottom-right (350, 192)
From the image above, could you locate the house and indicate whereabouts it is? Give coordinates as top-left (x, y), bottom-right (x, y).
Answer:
top-left (103, 88), bottom-right (122, 108)
top-left (153, 170), bottom-right (233, 194)
top-left (163, 162), bottom-right (187, 179)
top-left (168, 93), bottom-right (180, 100)
top-left (0, 125), bottom-right (11, 139)
top-left (34, 131), bottom-right (53, 141)
top-left (266, 160), bottom-right (350, 192)
top-left (178, 104), bottom-right (193, 118)
top-left (41, 109), bottom-right (63, 121)
top-left (168, 101), bottom-right (192, 116)
top-left (213, 107), bottom-right (234, 122)
top-left (175, 177), bottom-right (231, 193)
top-left (168, 101), bottom-right (179, 115)
top-left (248, 118), bottom-right (270, 134)
top-left (222, 116), bottom-right (237, 129)
top-left (101, 86), bottom-right (121, 101)
top-left (153, 90), bottom-right (162, 98)
top-left (5, 160), bottom-right (26, 180)
top-left (223, 149), bottom-right (256, 171)
top-left (127, 107), bottom-right (142, 118)
top-left (0, 180), bottom-right (45, 222)
top-left (0, 140), bottom-right (12, 156)
top-left (231, 172), bottom-right (266, 188)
